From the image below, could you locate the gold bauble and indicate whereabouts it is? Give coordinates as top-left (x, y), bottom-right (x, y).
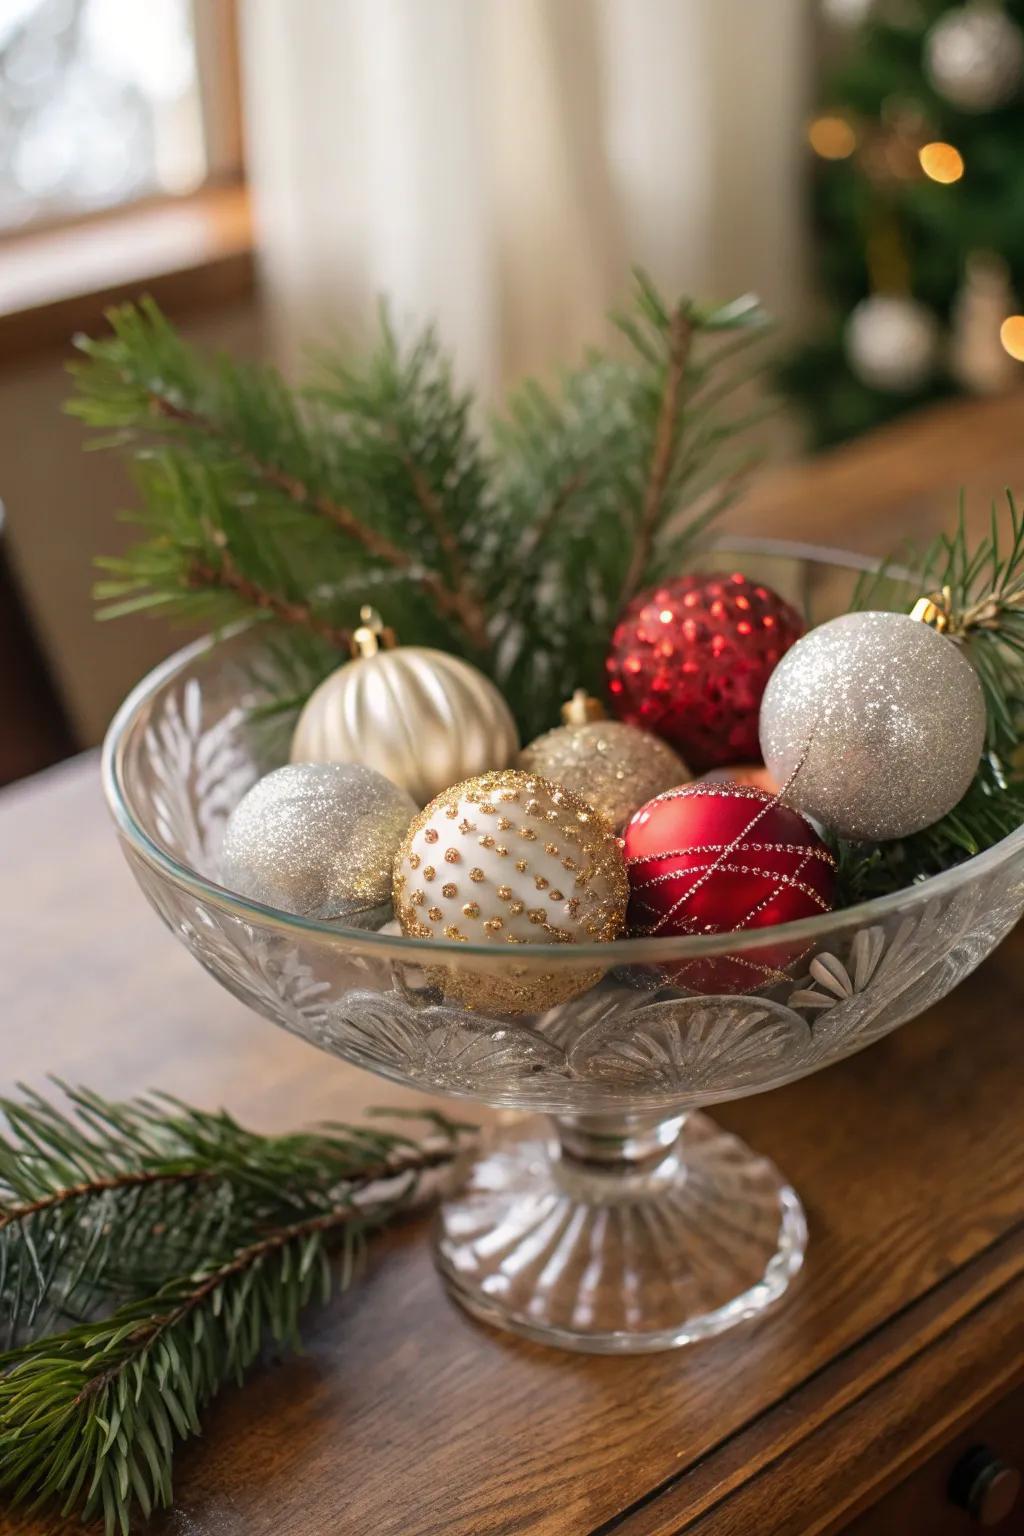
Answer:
top-left (393, 769), bottom-right (628, 1014)
top-left (290, 608), bottom-right (518, 806)
top-left (518, 691), bottom-right (690, 832)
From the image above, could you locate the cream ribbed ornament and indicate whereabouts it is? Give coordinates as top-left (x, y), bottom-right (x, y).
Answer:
top-left (290, 608), bottom-right (519, 806)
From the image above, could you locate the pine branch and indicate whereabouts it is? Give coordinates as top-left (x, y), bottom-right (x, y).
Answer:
top-left (151, 388), bottom-right (486, 650)
top-left (389, 430), bottom-right (489, 650)
top-left (0, 1166), bottom-right (211, 1233)
top-left (0, 1086), bottom-right (471, 1535)
top-left (619, 304), bottom-right (694, 604)
top-left (307, 309), bottom-right (492, 652)
top-left (487, 279), bottom-right (770, 736)
top-left (185, 551), bottom-right (353, 651)
top-left (1, 1216), bottom-right (359, 1535)
top-left (71, 280), bottom-right (770, 737)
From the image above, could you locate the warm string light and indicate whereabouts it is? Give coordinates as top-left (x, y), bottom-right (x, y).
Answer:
top-left (919, 141), bottom-right (964, 183)
top-left (807, 114), bottom-right (857, 160)
top-left (1000, 316), bottom-right (1024, 361)
top-left (808, 111), bottom-right (967, 190)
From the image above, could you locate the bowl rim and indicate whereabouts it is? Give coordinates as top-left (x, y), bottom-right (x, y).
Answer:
top-left (102, 536), bottom-right (1024, 965)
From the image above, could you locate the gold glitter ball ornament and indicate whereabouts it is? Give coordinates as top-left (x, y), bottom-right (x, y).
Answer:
top-left (518, 691), bottom-right (690, 832)
top-left (759, 611), bottom-right (986, 842)
top-left (290, 608), bottom-right (518, 806)
top-left (221, 762), bottom-right (416, 923)
top-left (393, 769), bottom-right (629, 1013)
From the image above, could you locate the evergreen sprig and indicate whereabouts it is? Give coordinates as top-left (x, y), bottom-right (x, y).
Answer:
top-left (0, 1086), bottom-right (470, 1535)
top-left (68, 274), bottom-right (769, 739)
top-left (489, 284), bottom-right (770, 733)
top-left (837, 494), bottom-right (1024, 899)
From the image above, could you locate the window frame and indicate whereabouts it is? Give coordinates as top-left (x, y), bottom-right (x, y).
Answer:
top-left (0, 0), bottom-right (246, 246)
top-left (0, 0), bottom-right (253, 362)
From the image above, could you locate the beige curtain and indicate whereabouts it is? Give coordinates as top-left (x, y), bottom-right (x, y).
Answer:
top-left (241, 0), bottom-right (810, 393)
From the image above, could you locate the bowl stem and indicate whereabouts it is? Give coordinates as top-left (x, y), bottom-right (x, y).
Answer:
top-left (434, 1110), bottom-right (807, 1354)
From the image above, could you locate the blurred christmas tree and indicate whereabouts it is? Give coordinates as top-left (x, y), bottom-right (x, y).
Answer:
top-left (780, 0), bottom-right (1024, 447)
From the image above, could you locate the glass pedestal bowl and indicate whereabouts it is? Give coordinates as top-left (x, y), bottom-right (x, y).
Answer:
top-left (103, 542), bottom-right (1024, 1354)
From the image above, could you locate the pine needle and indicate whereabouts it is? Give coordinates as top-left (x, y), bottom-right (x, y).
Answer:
top-left (0, 1086), bottom-right (470, 1534)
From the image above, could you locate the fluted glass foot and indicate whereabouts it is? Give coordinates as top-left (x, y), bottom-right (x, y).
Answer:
top-left (434, 1111), bottom-right (805, 1354)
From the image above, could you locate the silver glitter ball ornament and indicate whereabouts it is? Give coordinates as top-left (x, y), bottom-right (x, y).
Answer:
top-left (220, 762), bottom-right (417, 922)
top-left (925, 3), bottom-right (1023, 113)
top-left (759, 612), bottom-right (986, 842)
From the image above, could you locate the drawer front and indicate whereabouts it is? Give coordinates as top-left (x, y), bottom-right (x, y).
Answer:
top-left (844, 1386), bottom-right (1024, 1535)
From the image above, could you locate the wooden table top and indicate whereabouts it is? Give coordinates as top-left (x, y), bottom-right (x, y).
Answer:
top-left (4, 393), bottom-right (1024, 1536)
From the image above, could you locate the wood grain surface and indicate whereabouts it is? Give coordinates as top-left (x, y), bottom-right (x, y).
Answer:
top-left (4, 395), bottom-right (1024, 1535)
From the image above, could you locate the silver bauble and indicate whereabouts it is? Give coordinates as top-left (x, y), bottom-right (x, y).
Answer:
top-left (759, 612), bottom-right (986, 842)
top-left (220, 762), bottom-right (416, 922)
top-left (290, 608), bottom-right (518, 806)
top-left (845, 296), bottom-right (940, 394)
top-left (925, 3), bottom-right (1024, 112)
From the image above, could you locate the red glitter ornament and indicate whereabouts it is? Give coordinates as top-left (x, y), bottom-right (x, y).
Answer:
top-left (606, 572), bottom-right (804, 770)
top-left (623, 783), bottom-right (836, 994)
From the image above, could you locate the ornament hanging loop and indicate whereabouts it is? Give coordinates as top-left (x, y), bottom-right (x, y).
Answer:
top-left (351, 606), bottom-right (397, 659)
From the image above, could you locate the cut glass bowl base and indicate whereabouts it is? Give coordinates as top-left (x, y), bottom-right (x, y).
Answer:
top-left (434, 1112), bottom-right (806, 1354)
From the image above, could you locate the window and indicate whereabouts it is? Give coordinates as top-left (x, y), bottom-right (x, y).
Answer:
top-left (0, 0), bottom-right (241, 234)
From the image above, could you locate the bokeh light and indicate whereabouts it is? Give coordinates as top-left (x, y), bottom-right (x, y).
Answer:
top-left (918, 141), bottom-right (964, 184)
top-left (807, 115), bottom-right (857, 160)
top-left (999, 316), bottom-right (1024, 361)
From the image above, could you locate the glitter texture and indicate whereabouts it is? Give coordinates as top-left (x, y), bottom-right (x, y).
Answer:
top-left (220, 762), bottom-right (416, 922)
top-left (759, 612), bottom-right (986, 842)
top-left (393, 769), bottom-right (629, 1013)
top-left (606, 572), bottom-right (805, 769)
top-left (518, 719), bottom-right (689, 831)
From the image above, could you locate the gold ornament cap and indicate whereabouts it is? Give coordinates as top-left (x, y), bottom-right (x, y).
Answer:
top-left (910, 590), bottom-right (952, 634)
top-left (350, 606), bottom-right (398, 658)
top-left (560, 689), bottom-right (607, 726)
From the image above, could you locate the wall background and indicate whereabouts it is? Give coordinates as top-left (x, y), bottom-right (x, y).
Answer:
top-left (2, 302), bottom-right (264, 746)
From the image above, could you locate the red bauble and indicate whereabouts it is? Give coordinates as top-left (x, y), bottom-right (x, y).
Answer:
top-left (623, 783), bottom-right (836, 994)
top-left (606, 572), bottom-right (804, 770)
